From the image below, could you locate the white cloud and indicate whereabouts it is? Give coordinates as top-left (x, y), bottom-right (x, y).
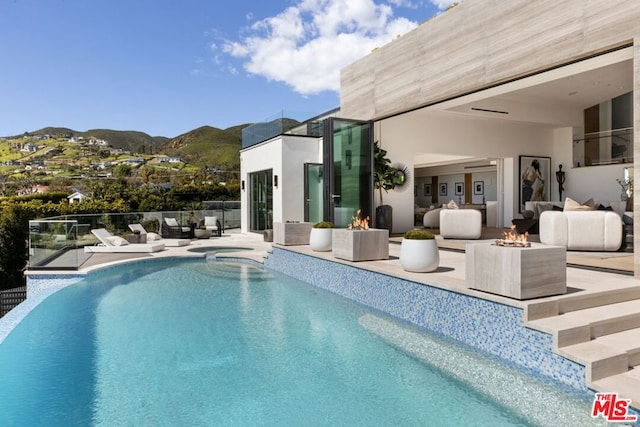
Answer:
top-left (430, 0), bottom-right (458, 9)
top-left (222, 0), bottom-right (419, 95)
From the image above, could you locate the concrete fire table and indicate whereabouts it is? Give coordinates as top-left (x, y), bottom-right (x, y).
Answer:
top-left (465, 243), bottom-right (566, 300)
top-left (332, 228), bottom-right (389, 262)
top-left (273, 222), bottom-right (313, 246)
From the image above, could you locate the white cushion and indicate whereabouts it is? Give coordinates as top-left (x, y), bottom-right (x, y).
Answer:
top-left (165, 217), bottom-right (178, 227)
top-left (146, 232), bottom-right (162, 241)
top-left (439, 209), bottom-right (482, 239)
top-left (540, 211), bottom-right (622, 251)
top-left (563, 197), bottom-right (595, 212)
top-left (204, 216), bottom-right (218, 227)
top-left (106, 236), bottom-right (129, 246)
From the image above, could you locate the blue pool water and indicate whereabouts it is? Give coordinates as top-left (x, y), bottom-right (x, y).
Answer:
top-left (0, 259), bottom-right (600, 426)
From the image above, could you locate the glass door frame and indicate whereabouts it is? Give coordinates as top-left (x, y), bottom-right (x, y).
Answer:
top-left (322, 117), bottom-right (374, 226)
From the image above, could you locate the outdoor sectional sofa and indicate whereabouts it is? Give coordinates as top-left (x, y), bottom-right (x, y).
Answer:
top-left (539, 210), bottom-right (623, 251)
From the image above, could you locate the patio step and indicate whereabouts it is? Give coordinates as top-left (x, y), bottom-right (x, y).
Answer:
top-left (527, 299), bottom-right (640, 348)
top-left (527, 299), bottom-right (640, 412)
top-left (591, 366), bottom-right (640, 412)
top-left (525, 286), bottom-right (640, 321)
top-left (557, 327), bottom-right (640, 382)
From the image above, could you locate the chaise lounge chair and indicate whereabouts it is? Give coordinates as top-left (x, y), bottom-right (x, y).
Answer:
top-left (84, 228), bottom-right (165, 253)
top-left (128, 223), bottom-right (191, 247)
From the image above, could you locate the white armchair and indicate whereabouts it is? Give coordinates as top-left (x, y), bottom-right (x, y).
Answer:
top-left (423, 208), bottom-right (442, 228)
top-left (201, 216), bottom-right (222, 237)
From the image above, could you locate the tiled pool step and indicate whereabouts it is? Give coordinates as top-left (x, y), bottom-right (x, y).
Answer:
top-left (526, 293), bottom-right (640, 411)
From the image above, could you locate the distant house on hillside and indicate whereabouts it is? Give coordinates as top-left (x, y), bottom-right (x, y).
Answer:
top-left (125, 158), bottom-right (144, 165)
top-left (21, 142), bottom-right (38, 153)
top-left (154, 156), bottom-right (180, 163)
top-left (67, 191), bottom-right (89, 203)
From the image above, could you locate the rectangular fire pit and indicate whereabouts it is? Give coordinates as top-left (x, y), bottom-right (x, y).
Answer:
top-left (465, 243), bottom-right (566, 300)
top-left (332, 229), bottom-right (389, 262)
top-left (273, 222), bottom-right (312, 246)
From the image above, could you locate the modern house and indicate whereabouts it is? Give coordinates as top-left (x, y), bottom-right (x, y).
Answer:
top-left (240, 0), bottom-right (640, 275)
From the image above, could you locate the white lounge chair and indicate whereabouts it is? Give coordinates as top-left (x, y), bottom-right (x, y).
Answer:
top-left (128, 224), bottom-right (191, 247)
top-left (84, 228), bottom-right (165, 253)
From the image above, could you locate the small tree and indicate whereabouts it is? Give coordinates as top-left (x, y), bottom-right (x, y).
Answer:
top-left (374, 141), bottom-right (405, 206)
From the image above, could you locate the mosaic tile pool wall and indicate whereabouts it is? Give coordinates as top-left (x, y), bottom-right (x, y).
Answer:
top-left (264, 247), bottom-right (586, 391)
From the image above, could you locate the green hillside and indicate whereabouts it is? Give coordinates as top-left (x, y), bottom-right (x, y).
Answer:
top-left (162, 125), bottom-right (247, 171)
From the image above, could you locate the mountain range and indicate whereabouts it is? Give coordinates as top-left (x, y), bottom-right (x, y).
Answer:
top-left (20, 124), bottom-right (250, 171)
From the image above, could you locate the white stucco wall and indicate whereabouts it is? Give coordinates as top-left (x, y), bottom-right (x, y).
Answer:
top-left (240, 136), bottom-right (321, 233)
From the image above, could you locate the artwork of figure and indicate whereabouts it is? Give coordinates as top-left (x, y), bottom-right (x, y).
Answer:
top-left (521, 159), bottom-right (544, 203)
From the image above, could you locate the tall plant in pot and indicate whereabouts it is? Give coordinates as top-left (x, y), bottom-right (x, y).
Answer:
top-left (374, 141), bottom-right (406, 233)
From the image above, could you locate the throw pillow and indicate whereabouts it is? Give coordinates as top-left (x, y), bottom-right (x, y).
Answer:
top-left (536, 203), bottom-right (554, 218)
top-left (165, 217), bottom-right (179, 227)
top-left (106, 236), bottom-right (129, 246)
top-left (446, 200), bottom-right (459, 209)
top-left (563, 197), bottom-right (596, 212)
top-left (146, 232), bottom-right (162, 241)
top-left (521, 210), bottom-right (535, 219)
top-left (204, 216), bottom-right (218, 227)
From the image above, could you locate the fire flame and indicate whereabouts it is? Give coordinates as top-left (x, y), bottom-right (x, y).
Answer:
top-left (348, 209), bottom-right (370, 230)
top-left (495, 225), bottom-right (530, 247)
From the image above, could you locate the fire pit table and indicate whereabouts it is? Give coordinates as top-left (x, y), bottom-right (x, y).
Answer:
top-left (465, 239), bottom-right (566, 300)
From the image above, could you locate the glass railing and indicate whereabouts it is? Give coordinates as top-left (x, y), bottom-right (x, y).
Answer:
top-left (574, 127), bottom-right (633, 166)
top-left (241, 108), bottom-right (339, 149)
top-left (28, 202), bottom-right (241, 270)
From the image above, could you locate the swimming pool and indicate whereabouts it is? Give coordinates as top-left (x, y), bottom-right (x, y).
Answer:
top-left (0, 259), bottom-right (601, 425)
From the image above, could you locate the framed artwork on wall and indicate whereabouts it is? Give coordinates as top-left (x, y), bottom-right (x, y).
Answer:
top-left (519, 155), bottom-right (551, 212)
top-left (474, 181), bottom-right (484, 195)
top-left (455, 182), bottom-right (464, 196)
top-left (439, 183), bottom-right (447, 196)
top-left (424, 184), bottom-right (432, 196)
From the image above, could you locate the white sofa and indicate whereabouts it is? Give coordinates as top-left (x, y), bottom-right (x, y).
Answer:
top-left (539, 211), bottom-right (623, 251)
top-left (439, 209), bottom-right (482, 239)
top-left (525, 201), bottom-right (627, 219)
top-left (423, 208), bottom-right (442, 228)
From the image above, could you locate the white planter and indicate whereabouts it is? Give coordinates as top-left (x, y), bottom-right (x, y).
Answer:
top-left (309, 228), bottom-right (333, 251)
top-left (400, 238), bottom-right (439, 272)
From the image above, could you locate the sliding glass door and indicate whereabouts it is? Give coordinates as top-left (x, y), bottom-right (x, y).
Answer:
top-left (323, 118), bottom-right (373, 227)
top-left (304, 163), bottom-right (323, 224)
top-left (249, 169), bottom-right (273, 232)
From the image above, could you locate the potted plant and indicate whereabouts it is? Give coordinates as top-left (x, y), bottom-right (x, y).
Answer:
top-left (309, 221), bottom-right (334, 251)
top-left (400, 229), bottom-right (439, 272)
top-left (374, 141), bottom-right (406, 233)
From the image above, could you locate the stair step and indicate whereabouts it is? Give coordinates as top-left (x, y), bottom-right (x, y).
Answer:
top-left (558, 328), bottom-right (640, 381)
top-left (591, 366), bottom-right (640, 412)
top-left (527, 299), bottom-right (640, 347)
top-left (525, 287), bottom-right (640, 321)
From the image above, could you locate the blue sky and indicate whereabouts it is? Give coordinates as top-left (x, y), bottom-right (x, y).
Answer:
top-left (0, 0), bottom-right (455, 138)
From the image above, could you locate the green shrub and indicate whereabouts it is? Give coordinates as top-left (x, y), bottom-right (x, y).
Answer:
top-left (313, 221), bottom-right (334, 229)
top-left (403, 229), bottom-right (435, 240)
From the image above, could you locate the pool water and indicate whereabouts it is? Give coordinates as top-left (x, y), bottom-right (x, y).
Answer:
top-left (0, 259), bottom-right (599, 426)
